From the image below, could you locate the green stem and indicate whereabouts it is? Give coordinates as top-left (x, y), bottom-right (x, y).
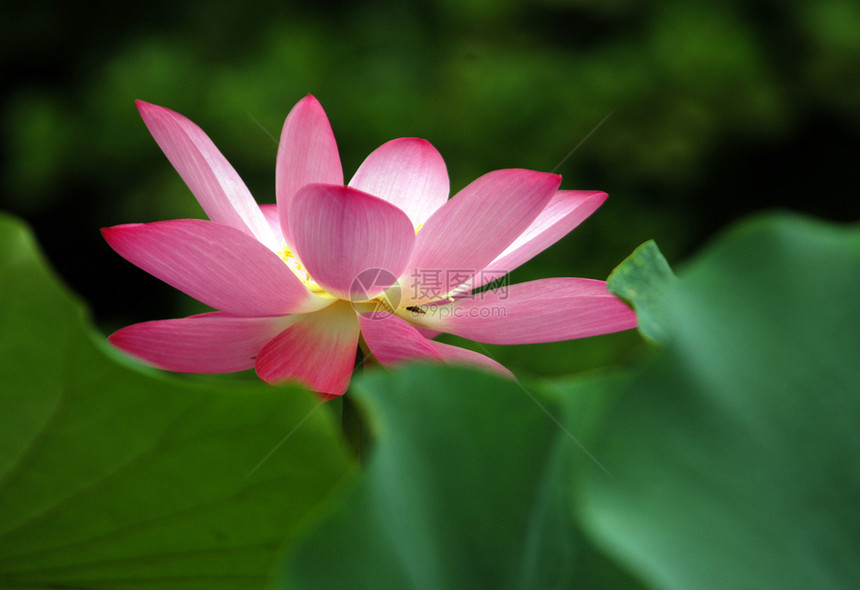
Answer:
top-left (341, 394), bottom-right (367, 463)
top-left (341, 345), bottom-right (371, 463)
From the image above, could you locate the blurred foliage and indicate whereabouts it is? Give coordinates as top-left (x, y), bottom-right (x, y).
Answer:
top-left (580, 212), bottom-right (860, 589)
top-left (283, 211), bottom-right (860, 589)
top-left (2, 0), bottom-right (858, 376)
top-left (0, 213), bottom-right (354, 589)
top-left (1, 190), bottom-right (859, 587)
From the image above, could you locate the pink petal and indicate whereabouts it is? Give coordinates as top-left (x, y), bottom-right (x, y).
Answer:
top-left (404, 278), bottom-right (637, 344)
top-left (109, 312), bottom-right (295, 373)
top-left (276, 95), bottom-right (343, 247)
top-left (136, 101), bottom-right (276, 249)
top-left (426, 340), bottom-right (514, 378)
top-left (358, 312), bottom-right (443, 366)
top-left (402, 169), bottom-right (561, 305)
top-left (259, 203), bottom-right (286, 245)
top-left (255, 301), bottom-right (359, 397)
top-left (358, 312), bottom-right (513, 377)
top-left (348, 138), bottom-right (449, 229)
top-left (467, 190), bottom-right (607, 291)
top-left (102, 219), bottom-right (328, 317)
top-left (413, 326), bottom-right (442, 339)
top-left (288, 184), bottom-right (415, 300)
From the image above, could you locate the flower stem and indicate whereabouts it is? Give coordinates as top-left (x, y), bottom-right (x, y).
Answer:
top-left (341, 346), bottom-right (370, 463)
top-left (341, 393), bottom-right (367, 464)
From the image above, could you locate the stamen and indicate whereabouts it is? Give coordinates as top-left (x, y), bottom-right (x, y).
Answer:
top-left (278, 245), bottom-right (327, 295)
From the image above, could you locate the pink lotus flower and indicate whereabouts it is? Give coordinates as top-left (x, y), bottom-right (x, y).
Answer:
top-left (103, 95), bottom-right (637, 397)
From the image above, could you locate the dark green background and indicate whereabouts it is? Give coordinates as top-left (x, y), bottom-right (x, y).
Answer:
top-left (2, 0), bottom-right (858, 376)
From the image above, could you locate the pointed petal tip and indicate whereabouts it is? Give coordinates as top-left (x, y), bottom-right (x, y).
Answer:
top-left (134, 101), bottom-right (199, 137)
top-left (290, 93), bottom-right (327, 116)
top-left (466, 188), bottom-right (611, 291)
top-left (107, 327), bottom-right (159, 369)
top-left (101, 222), bottom-right (142, 241)
top-left (277, 94), bottom-right (344, 234)
top-left (585, 190), bottom-right (609, 212)
top-left (107, 326), bottom-right (138, 354)
top-left (403, 167), bottom-right (562, 302)
top-left (427, 340), bottom-right (516, 380)
top-left (108, 313), bottom-right (297, 374)
top-left (135, 99), bottom-right (174, 121)
top-left (135, 98), bottom-right (164, 109)
top-left (133, 101), bottom-right (276, 246)
top-left (387, 136), bottom-right (433, 147)
top-left (106, 329), bottom-right (122, 347)
top-left (490, 168), bottom-right (563, 191)
top-left (511, 168), bottom-right (562, 184)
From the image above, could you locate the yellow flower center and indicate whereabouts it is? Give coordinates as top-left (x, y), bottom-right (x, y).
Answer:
top-left (277, 221), bottom-right (425, 307)
top-left (278, 246), bottom-right (330, 296)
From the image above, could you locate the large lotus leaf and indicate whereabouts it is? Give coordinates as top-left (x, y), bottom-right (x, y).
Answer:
top-left (0, 213), bottom-right (353, 589)
top-left (280, 364), bottom-right (644, 590)
top-left (577, 214), bottom-right (860, 589)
